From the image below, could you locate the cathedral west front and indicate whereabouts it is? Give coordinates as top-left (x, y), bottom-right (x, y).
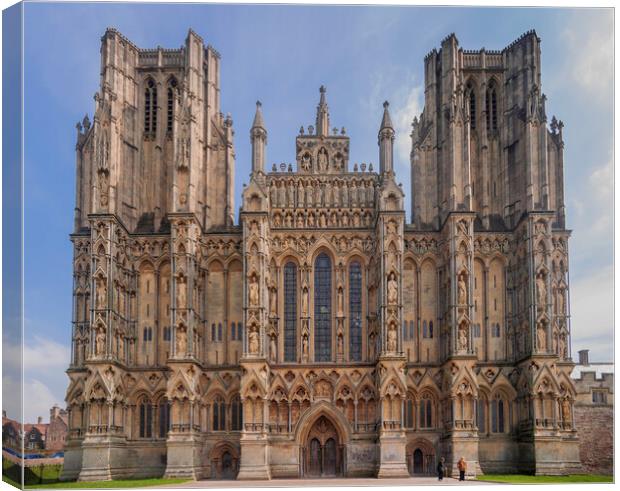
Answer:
top-left (62, 28), bottom-right (581, 481)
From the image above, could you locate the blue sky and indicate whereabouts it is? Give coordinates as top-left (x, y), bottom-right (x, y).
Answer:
top-left (12, 3), bottom-right (613, 422)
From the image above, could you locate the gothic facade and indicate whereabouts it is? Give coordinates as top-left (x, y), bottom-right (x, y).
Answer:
top-left (62, 29), bottom-right (580, 481)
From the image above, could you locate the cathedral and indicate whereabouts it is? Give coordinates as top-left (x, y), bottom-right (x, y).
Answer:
top-left (62, 28), bottom-right (580, 481)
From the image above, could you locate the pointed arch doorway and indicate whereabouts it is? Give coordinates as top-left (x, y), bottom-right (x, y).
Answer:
top-left (303, 415), bottom-right (343, 477)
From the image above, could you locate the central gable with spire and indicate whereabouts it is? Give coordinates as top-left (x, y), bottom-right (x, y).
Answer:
top-left (295, 86), bottom-right (350, 175)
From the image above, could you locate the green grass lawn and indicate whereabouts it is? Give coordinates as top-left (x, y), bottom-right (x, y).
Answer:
top-left (25, 477), bottom-right (190, 489)
top-left (477, 474), bottom-right (614, 484)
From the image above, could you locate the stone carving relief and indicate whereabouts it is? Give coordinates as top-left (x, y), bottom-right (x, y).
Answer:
top-left (249, 273), bottom-right (259, 307)
top-left (387, 272), bottom-right (398, 305)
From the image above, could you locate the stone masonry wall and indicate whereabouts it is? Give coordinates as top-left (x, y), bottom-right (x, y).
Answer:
top-left (574, 405), bottom-right (613, 475)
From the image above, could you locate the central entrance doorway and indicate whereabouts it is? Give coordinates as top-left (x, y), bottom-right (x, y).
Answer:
top-left (304, 416), bottom-right (343, 477)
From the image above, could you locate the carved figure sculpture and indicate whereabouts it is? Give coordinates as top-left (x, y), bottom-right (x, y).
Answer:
top-left (96, 327), bottom-right (106, 356)
top-left (270, 287), bottom-right (277, 316)
top-left (387, 322), bottom-right (397, 352)
top-left (537, 323), bottom-right (547, 351)
top-left (302, 287), bottom-right (309, 316)
top-left (270, 334), bottom-right (277, 361)
top-left (249, 274), bottom-right (259, 306)
top-left (176, 326), bottom-right (187, 356)
top-left (458, 274), bottom-right (467, 305)
top-left (249, 326), bottom-right (259, 354)
top-left (387, 272), bottom-right (398, 305)
top-left (537, 273), bottom-right (547, 308)
top-left (96, 277), bottom-right (107, 309)
top-left (177, 277), bottom-right (187, 309)
top-left (561, 398), bottom-right (571, 423)
top-left (458, 324), bottom-right (468, 351)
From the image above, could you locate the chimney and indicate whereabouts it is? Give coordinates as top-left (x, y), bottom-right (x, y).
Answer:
top-left (578, 349), bottom-right (589, 366)
top-left (37, 416), bottom-right (43, 424)
top-left (50, 405), bottom-right (60, 422)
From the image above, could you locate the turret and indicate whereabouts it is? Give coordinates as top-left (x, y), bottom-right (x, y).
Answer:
top-left (378, 101), bottom-right (395, 175)
top-left (250, 101), bottom-right (267, 175)
top-left (315, 85), bottom-right (330, 137)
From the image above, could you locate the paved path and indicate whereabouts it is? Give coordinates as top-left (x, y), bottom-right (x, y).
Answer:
top-left (157, 477), bottom-right (495, 488)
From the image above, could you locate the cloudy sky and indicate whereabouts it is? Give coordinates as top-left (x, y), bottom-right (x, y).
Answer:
top-left (10, 3), bottom-right (613, 422)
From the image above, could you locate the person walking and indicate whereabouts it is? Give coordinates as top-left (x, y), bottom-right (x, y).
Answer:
top-left (458, 456), bottom-right (467, 481)
top-left (437, 457), bottom-right (445, 481)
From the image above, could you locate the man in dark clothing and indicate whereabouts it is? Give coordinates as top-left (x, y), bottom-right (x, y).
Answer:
top-left (437, 457), bottom-right (445, 481)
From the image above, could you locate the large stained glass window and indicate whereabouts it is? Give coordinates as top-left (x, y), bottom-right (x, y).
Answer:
top-left (314, 253), bottom-right (332, 362)
top-left (349, 261), bottom-right (362, 361)
top-left (284, 262), bottom-right (297, 362)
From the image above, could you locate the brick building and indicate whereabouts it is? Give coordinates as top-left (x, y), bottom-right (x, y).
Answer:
top-left (2, 405), bottom-right (68, 454)
top-left (571, 350), bottom-right (614, 475)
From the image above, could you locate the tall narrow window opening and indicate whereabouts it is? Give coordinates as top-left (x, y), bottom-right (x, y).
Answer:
top-left (284, 262), bottom-right (297, 362)
top-left (349, 261), bottom-right (362, 361)
top-left (144, 79), bottom-right (157, 135)
top-left (314, 253), bottom-right (332, 362)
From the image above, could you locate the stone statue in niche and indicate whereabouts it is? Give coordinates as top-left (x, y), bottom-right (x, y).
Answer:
top-left (557, 288), bottom-right (565, 315)
top-left (387, 322), bottom-right (397, 352)
top-left (301, 153), bottom-right (312, 171)
top-left (537, 272), bottom-right (547, 308)
top-left (333, 153), bottom-right (343, 171)
top-left (248, 325), bottom-right (259, 354)
top-left (318, 148), bottom-right (328, 172)
top-left (458, 324), bottom-right (468, 351)
top-left (270, 183), bottom-right (277, 206)
top-left (269, 334), bottom-right (277, 361)
top-left (95, 326), bottom-right (106, 356)
top-left (287, 181), bottom-right (295, 207)
top-left (249, 274), bottom-right (259, 307)
top-left (537, 322), bottom-right (547, 351)
top-left (337, 333), bottom-right (344, 356)
top-left (369, 332), bottom-right (376, 360)
top-left (270, 287), bottom-right (277, 316)
top-left (561, 398), bottom-right (571, 423)
top-left (177, 276), bottom-right (187, 309)
top-left (176, 326), bottom-right (187, 356)
top-left (302, 333), bottom-right (309, 359)
top-left (98, 170), bottom-right (109, 208)
top-left (302, 287), bottom-right (309, 316)
top-left (342, 181), bottom-right (349, 206)
top-left (96, 277), bottom-right (107, 309)
top-left (306, 183), bottom-right (314, 207)
top-left (458, 274), bottom-right (468, 306)
top-left (559, 333), bottom-right (567, 359)
top-left (387, 272), bottom-right (398, 305)
top-left (277, 181), bottom-right (286, 207)
top-left (337, 286), bottom-right (344, 315)
top-left (298, 181), bottom-right (305, 208)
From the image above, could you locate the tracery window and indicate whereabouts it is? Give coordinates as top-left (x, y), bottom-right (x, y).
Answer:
top-left (349, 261), bottom-right (362, 361)
top-left (405, 397), bottom-right (415, 429)
top-left (486, 84), bottom-right (498, 132)
top-left (477, 397), bottom-right (486, 433)
top-left (231, 395), bottom-right (242, 431)
top-left (144, 78), bottom-right (157, 135)
top-left (166, 78), bottom-right (177, 133)
top-left (314, 253), bottom-right (332, 362)
top-left (284, 262), bottom-right (297, 362)
top-left (419, 395), bottom-right (433, 429)
top-left (468, 87), bottom-right (476, 129)
top-left (139, 397), bottom-right (153, 438)
top-left (158, 399), bottom-right (170, 438)
top-left (491, 396), bottom-right (505, 433)
top-left (213, 396), bottom-right (226, 431)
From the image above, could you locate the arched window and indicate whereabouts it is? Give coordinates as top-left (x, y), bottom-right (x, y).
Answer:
top-left (211, 323), bottom-right (216, 341)
top-left (405, 397), bottom-right (415, 429)
top-left (477, 397), bottom-right (486, 433)
top-left (423, 321), bottom-right (428, 338)
top-left (409, 321), bottom-right (414, 340)
top-left (218, 323), bottom-right (223, 342)
top-left (139, 397), bottom-right (153, 438)
top-left (314, 253), bottom-right (332, 362)
top-left (144, 79), bottom-right (157, 134)
top-left (237, 322), bottom-right (243, 341)
top-left (491, 395), bottom-right (505, 433)
top-left (166, 78), bottom-right (177, 133)
top-left (349, 261), bottom-right (362, 361)
top-left (231, 322), bottom-right (236, 342)
top-left (158, 398), bottom-right (170, 438)
top-left (213, 396), bottom-right (226, 431)
top-left (428, 321), bottom-right (434, 339)
top-left (419, 395), bottom-right (433, 429)
top-left (231, 395), bottom-right (242, 431)
top-left (468, 86), bottom-right (476, 129)
top-left (486, 84), bottom-right (498, 132)
top-left (284, 262), bottom-right (297, 362)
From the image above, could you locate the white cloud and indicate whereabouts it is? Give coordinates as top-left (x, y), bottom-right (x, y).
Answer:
top-left (393, 85), bottom-right (424, 165)
top-left (4, 335), bottom-right (70, 374)
top-left (570, 265), bottom-right (613, 361)
top-left (560, 11), bottom-right (613, 106)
